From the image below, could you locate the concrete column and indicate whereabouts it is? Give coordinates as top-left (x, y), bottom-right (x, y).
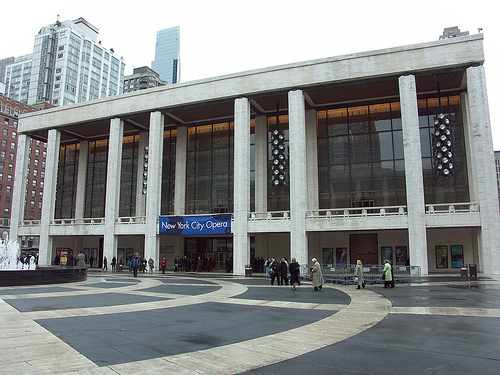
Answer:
top-left (135, 132), bottom-right (149, 217)
top-left (288, 90), bottom-right (308, 266)
top-left (74, 141), bottom-right (88, 219)
top-left (233, 97), bottom-right (251, 275)
top-left (465, 66), bottom-right (500, 274)
top-left (144, 112), bottom-right (164, 267)
top-left (254, 115), bottom-right (268, 212)
top-left (39, 129), bottom-right (61, 265)
top-left (399, 74), bottom-right (428, 274)
top-left (305, 109), bottom-right (319, 210)
top-left (174, 126), bottom-right (188, 215)
top-left (103, 118), bottom-right (124, 263)
top-left (10, 134), bottom-right (30, 242)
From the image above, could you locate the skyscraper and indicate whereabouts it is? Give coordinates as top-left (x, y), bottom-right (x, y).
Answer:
top-left (151, 26), bottom-right (180, 84)
top-left (4, 17), bottom-right (125, 106)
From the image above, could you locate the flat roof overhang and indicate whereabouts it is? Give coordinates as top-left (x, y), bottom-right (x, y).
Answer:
top-left (20, 35), bottom-right (484, 144)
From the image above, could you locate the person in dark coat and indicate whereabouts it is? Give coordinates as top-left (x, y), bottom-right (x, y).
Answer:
top-left (111, 256), bottom-right (117, 272)
top-left (270, 258), bottom-right (281, 285)
top-left (130, 253), bottom-right (141, 277)
top-left (279, 258), bottom-right (289, 286)
top-left (66, 250), bottom-right (74, 268)
top-left (289, 257), bottom-right (300, 290)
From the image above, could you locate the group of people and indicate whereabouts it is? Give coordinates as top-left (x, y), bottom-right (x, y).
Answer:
top-left (127, 255), bottom-right (169, 277)
top-left (266, 257), bottom-right (323, 291)
top-left (18, 253), bottom-right (37, 269)
top-left (173, 255), bottom-right (214, 272)
top-left (353, 259), bottom-right (395, 289)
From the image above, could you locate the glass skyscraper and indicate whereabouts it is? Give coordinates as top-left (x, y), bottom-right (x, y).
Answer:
top-left (151, 26), bottom-right (180, 84)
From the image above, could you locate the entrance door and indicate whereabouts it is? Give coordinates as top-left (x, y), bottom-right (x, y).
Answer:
top-left (350, 234), bottom-right (378, 265)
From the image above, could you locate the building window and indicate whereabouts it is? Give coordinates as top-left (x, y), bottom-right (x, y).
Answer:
top-left (161, 130), bottom-right (177, 215)
top-left (317, 102), bottom-right (406, 209)
top-left (84, 140), bottom-right (107, 218)
top-left (119, 135), bottom-right (139, 217)
top-left (185, 122), bottom-right (234, 215)
top-left (1, 140), bottom-right (6, 147)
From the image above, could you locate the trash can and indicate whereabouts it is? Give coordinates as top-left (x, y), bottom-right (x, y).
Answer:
top-left (245, 265), bottom-right (252, 276)
top-left (469, 264), bottom-right (477, 277)
top-left (460, 265), bottom-right (468, 277)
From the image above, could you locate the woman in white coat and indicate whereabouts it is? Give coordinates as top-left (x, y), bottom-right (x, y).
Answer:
top-left (311, 258), bottom-right (324, 291)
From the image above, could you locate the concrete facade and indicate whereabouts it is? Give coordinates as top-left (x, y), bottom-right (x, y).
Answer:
top-left (10, 34), bottom-right (500, 274)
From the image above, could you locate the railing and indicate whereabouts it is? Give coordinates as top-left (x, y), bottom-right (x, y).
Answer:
top-left (51, 218), bottom-right (105, 226)
top-left (116, 216), bottom-right (146, 224)
top-left (300, 264), bottom-right (421, 285)
top-left (426, 203), bottom-right (479, 214)
top-left (249, 211), bottom-right (290, 220)
top-left (20, 219), bottom-right (40, 227)
top-left (307, 206), bottom-right (407, 218)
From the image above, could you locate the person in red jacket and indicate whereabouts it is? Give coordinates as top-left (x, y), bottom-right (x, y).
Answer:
top-left (161, 257), bottom-right (167, 274)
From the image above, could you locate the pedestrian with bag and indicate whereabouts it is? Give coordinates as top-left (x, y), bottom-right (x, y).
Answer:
top-left (354, 259), bottom-right (365, 289)
top-left (311, 258), bottom-right (324, 291)
top-left (148, 257), bottom-right (155, 274)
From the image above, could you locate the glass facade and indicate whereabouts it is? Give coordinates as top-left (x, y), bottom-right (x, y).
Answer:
top-left (55, 143), bottom-right (79, 219)
top-left (151, 26), bottom-right (180, 84)
top-left (161, 129), bottom-right (177, 215)
top-left (119, 135), bottom-right (139, 217)
top-left (318, 102), bottom-right (405, 209)
top-left (85, 139), bottom-right (108, 218)
top-left (186, 122), bottom-right (234, 214)
top-left (317, 96), bottom-right (468, 209)
top-left (418, 95), bottom-right (469, 204)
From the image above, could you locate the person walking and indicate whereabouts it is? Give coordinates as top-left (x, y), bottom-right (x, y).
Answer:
top-left (289, 257), bottom-right (300, 290)
top-left (130, 253), bottom-right (141, 277)
top-left (66, 251), bottom-right (75, 268)
top-left (161, 257), bottom-right (167, 274)
top-left (102, 256), bottom-right (108, 271)
top-left (111, 256), bottom-right (117, 272)
top-left (354, 259), bottom-right (365, 289)
top-left (89, 255), bottom-right (94, 268)
top-left (148, 257), bottom-right (155, 274)
top-left (311, 258), bottom-right (324, 291)
top-left (75, 251), bottom-right (86, 267)
top-left (383, 259), bottom-right (393, 288)
top-left (280, 258), bottom-right (289, 286)
top-left (270, 258), bottom-right (281, 285)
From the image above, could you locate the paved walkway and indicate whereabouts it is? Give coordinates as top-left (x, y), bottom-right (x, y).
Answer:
top-left (1, 271), bottom-right (499, 374)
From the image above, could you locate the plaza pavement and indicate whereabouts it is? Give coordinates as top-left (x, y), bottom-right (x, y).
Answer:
top-left (1, 270), bottom-right (499, 375)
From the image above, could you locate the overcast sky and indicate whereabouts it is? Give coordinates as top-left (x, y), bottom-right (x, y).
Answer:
top-left (4, 1), bottom-right (499, 149)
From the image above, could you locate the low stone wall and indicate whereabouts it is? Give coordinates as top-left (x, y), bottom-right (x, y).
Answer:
top-left (0, 267), bottom-right (87, 287)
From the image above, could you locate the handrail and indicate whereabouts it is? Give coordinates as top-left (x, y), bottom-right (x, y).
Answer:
top-left (307, 206), bottom-right (406, 218)
top-left (426, 202), bottom-right (479, 214)
top-left (249, 211), bottom-right (290, 220)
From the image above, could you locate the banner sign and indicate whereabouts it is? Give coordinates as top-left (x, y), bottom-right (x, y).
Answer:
top-left (159, 214), bottom-right (232, 235)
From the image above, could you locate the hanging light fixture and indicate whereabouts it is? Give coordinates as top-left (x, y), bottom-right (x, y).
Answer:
top-left (432, 83), bottom-right (454, 180)
top-left (142, 145), bottom-right (149, 194)
top-left (270, 104), bottom-right (287, 187)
